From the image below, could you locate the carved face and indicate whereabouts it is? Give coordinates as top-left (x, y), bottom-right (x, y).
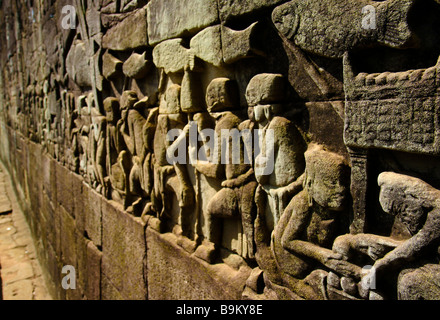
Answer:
top-left (307, 169), bottom-right (347, 211)
top-left (378, 172), bottom-right (433, 234)
top-left (163, 84), bottom-right (182, 114)
top-left (304, 146), bottom-right (348, 211)
top-left (105, 108), bottom-right (115, 124)
top-left (378, 185), bottom-right (396, 215)
top-left (378, 181), bottom-right (429, 235)
top-left (254, 105), bottom-right (268, 123)
top-left (205, 78), bottom-right (239, 113)
top-left (378, 172), bottom-right (422, 215)
top-left (104, 98), bottom-right (119, 124)
top-left (247, 107), bottom-right (255, 122)
top-left (120, 91), bottom-right (138, 110)
top-left (253, 104), bottom-right (282, 124)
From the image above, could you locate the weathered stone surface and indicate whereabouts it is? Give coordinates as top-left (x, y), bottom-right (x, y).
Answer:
top-left (190, 25), bottom-right (223, 67)
top-left (101, 12), bottom-right (131, 28)
top-left (86, 7), bottom-right (102, 37)
top-left (304, 101), bottom-right (347, 157)
top-left (102, 7), bottom-right (148, 51)
top-left (180, 70), bottom-right (204, 113)
top-left (85, 240), bottom-right (102, 300)
top-left (245, 73), bottom-right (285, 107)
top-left (3, 279), bottom-right (34, 300)
top-left (47, 91), bottom-right (58, 116)
top-left (222, 22), bottom-right (264, 64)
top-left (27, 142), bottom-right (43, 218)
top-left (84, 186), bottom-right (102, 247)
top-left (66, 41), bottom-right (92, 87)
top-left (102, 199), bottom-right (147, 299)
top-left (3, 0), bottom-right (440, 302)
top-left (147, 0), bottom-right (219, 45)
top-left (41, 193), bottom-right (60, 256)
top-left (102, 51), bottom-right (123, 80)
top-left (205, 78), bottom-right (240, 112)
top-left (42, 155), bottom-right (57, 207)
top-left (159, 84), bottom-right (182, 115)
top-left (71, 173), bottom-right (84, 222)
top-left (152, 39), bottom-right (192, 74)
top-left (146, 228), bottom-right (251, 300)
top-left (59, 205), bottom-right (78, 268)
top-left (45, 242), bottom-right (63, 299)
top-left (122, 52), bottom-right (152, 79)
top-left (55, 163), bottom-right (74, 214)
top-left (272, 0), bottom-right (416, 58)
top-left (219, 0), bottom-right (287, 22)
top-left (101, 274), bottom-right (124, 300)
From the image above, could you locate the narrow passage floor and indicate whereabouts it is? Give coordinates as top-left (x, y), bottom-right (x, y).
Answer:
top-left (0, 164), bottom-right (52, 300)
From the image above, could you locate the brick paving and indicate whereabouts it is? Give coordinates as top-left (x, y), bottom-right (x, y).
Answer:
top-left (0, 164), bottom-right (52, 300)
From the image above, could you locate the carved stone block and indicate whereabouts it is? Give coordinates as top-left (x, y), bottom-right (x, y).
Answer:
top-left (102, 7), bottom-right (148, 51)
top-left (147, 0), bottom-right (219, 45)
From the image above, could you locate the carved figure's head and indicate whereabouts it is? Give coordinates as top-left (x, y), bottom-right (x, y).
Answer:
top-left (103, 97), bottom-right (120, 124)
top-left (246, 74), bottom-right (285, 125)
top-left (378, 172), bottom-right (438, 235)
top-left (205, 78), bottom-right (239, 113)
top-left (304, 144), bottom-right (349, 211)
top-left (120, 90), bottom-right (138, 110)
top-left (163, 84), bottom-right (182, 114)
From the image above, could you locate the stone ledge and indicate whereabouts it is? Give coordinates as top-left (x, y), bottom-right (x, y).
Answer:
top-left (146, 227), bottom-right (251, 300)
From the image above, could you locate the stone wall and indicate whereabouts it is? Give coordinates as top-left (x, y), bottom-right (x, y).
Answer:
top-left (1, 0), bottom-right (440, 300)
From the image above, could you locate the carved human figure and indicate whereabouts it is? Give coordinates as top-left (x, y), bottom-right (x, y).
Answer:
top-left (152, 83), bottom-right (195, 238)
top-left (247, 74), bottom-right (306, 234)
top-left (271, 144), bottom-right (351, 295)
top-left (193, 77), bottom-right (257, 261)
top-left (103, 96), bottom-right (130, 204)
top-left (89, 108), bottom-right (107, 194)
top-left (35, 96), bottom-right (44, 144)
top-left (80, 94), bottom-right (95, 186)
top-left (333, 172), bottom-right (440, 300)
top-left (40, 82), bottom-right (50, 148)
top-left (75, 95), bottom-right (92, 178)
top-left (116, 90), bottom-right (144, 208)
top-left (61, 92), bottom-right (77, 171)
top-left (103, 97), bottom-right (119, 184)
top-left (139, 96), bottom-right (159, 203)
top-left (117, 91), bottom-right (156, 213)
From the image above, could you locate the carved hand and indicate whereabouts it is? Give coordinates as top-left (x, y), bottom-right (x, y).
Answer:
top-left (322, 250), bottom-right (363, 280)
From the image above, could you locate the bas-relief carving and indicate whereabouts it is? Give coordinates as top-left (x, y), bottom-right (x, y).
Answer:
top-left (258, 0), bottom-right (440, 300)
top-left (272, 0), bottom-right (417, 59)
top-left (193, 77), bottom-right (257, 261)
top-left (2, 0), bottom-right (440, 300)
top-left (271, 145), bottom-right (350, 296)
top-left (151, 81), bottom-right (196, 242)
top-left (331, 172), bottom-right (440, 300)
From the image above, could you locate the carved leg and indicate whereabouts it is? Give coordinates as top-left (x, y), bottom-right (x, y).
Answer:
top-left (348, 148), bottom-right (369, 234)
top-left (173, 162), bottom-right (195, 239)
top-left (239, 181), bottom-right (258, 259)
